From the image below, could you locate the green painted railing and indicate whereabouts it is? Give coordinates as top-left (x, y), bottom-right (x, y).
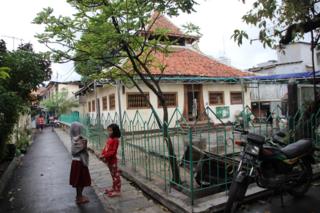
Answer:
top-left (59, 106), bottom-right (320, 205)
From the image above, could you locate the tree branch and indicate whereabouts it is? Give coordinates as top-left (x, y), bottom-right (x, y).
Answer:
top-left (280, 14), bottom-right (320, 44)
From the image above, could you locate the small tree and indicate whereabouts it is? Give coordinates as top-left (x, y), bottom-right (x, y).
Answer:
top-left (41, 91), bottom-right (79, 117)
top-left (0, 40), bottom-right (51, 160)
top-left (33, 0), bottom-right (198, 184)
top-left (233, 0), bottom-right (320, 137)
top-left (233, 0), bottom-right (320, 101)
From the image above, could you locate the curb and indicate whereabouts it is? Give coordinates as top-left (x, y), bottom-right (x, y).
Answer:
top-left (0, 156), bottom-right (21, 196)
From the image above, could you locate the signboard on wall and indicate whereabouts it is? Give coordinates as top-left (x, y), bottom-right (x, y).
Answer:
top-left (216, 106), bottom-right (230, 119)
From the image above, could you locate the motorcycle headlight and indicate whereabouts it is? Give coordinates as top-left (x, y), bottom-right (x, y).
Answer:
top-left (245, 144), bottom-right (260, 156)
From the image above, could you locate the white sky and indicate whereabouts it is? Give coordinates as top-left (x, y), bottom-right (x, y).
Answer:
top-left (0, 0), bottom-right (277, 82)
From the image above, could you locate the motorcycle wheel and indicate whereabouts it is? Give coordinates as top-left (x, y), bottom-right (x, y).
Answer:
top-left (288, 159), bottom-right (312, 197)
top-left (224, 176), bottom-right (248, 213)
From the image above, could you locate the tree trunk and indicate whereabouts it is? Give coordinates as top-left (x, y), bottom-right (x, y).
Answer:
top-left (110, 15), bottom-right (182, 186)
top-left (126, 76), bottom-right (182, 184)
top-left (162, 101), bottom-right (181, 184)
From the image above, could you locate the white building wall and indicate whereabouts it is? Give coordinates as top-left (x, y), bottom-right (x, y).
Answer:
top-left (80, 83), bottom-right (251, 129)
top-left (276, 43), bottom-right (318, 73)
top-left (122, 84), bottom-right (184, 128)
top-left (250, 84), bottom-right (287, 102)
top-left (203, 84), bottom-right (251, 123)
top-left (274, 63), bottom-right (305, 74)
top-left (58, 84), bottom-right (80, 99)
top-left (277, 44), bottom-right (303, 64)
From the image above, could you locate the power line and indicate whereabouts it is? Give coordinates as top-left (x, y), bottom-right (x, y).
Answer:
top-left (0, 35), bottom-right (24, 49)
top-left (61, 66), bottom-right (76, 82)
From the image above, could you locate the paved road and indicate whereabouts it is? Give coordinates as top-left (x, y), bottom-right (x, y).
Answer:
top-left (239, 185), bottom-right (320, 213)
top-left (0, 128), bottom-right (105, 213)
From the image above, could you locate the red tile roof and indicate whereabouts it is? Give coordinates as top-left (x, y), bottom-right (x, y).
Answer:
top-left (149, 47), bottom-right (248, 77)
top-left (149, 14), bottom-right (183, 36)
top-left (148, 12), bottom-right (197, 39)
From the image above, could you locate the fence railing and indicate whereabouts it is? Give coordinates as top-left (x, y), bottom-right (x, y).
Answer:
top-left (59, 105), bottom-right (320, 205)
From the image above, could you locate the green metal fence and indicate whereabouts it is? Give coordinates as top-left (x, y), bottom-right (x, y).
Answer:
top-left (59, 105), bottom-right (320, 205)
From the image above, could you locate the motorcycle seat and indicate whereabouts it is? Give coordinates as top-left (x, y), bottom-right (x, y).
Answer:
top-left (273, 131), bottom-right (286, 138)
top-left (247, 133), bottom-right (265, 145)
top-left (281, 139), bottom-right (313, 158)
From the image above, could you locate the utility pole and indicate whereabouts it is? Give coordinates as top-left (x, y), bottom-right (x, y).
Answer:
top-left (0, 35), bottom-right (24, 49)
top-left (94, 80), bottom-right (101, 126)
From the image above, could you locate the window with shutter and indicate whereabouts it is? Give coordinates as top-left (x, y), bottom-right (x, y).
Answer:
top-left (127, 93), bottom-right (149, 109)
top-left (102, 96), bottom-right (108, 110)
top-left (92, 100), bottom-right (96, 112)
top-left (230, 92), bottom-right (243, 105)
top-left (209, 92), bottom-right (224, 105)
top-left (158, 92), bottom-right (177, 107)
top-left (109, 94), bottom-right (115, 110)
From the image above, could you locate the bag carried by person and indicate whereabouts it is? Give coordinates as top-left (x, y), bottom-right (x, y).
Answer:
top-left (72, 136), bottom-right (89, 167)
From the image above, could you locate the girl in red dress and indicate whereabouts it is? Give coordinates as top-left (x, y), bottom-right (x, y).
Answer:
top-left (100, 123), bottom-right (121, 197)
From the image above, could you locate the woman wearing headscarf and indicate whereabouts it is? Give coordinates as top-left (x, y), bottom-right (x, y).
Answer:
top-left (69, 121), bottom-right (91, 204)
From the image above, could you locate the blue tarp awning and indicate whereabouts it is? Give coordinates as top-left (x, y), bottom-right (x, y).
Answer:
top-left (245, 71), bottom-right (320, 80)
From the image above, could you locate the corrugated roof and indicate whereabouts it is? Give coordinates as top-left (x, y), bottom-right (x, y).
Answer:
top-left (245, 71), bottom-right (320, 80)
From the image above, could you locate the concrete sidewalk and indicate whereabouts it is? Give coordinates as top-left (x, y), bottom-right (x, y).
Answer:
top-left (55, 128), bottom-right (169, 213)
top-left (0, 128), bottom-right (105, 213)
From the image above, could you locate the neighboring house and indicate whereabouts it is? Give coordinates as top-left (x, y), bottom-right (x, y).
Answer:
top-left (30, 87), bottom-right (47, 107)
top-left (41, 80), bottom-right (83, 115)
top-left (43, 81), bottom-right (81, 100)
top-left (248, 42), bottom-right (319, 75)
top-left (75, 14), bottom-right (250, 128)
top-left (247, 42), bottom-right (320, 117)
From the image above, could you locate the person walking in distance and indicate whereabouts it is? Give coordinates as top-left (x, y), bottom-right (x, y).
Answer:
top-left (37, 115), bottom-right (45, 132)
top-left (69, 122), bottom-right (91, 204)
top-left (100, 124), bottom-right (121, 197)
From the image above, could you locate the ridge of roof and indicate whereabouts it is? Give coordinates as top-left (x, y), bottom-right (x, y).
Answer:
top-left (148, 11), bottom-right (199, 40)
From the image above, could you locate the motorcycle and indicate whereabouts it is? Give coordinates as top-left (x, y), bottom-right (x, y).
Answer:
top-left (224, 129), bottom-right (315, 213)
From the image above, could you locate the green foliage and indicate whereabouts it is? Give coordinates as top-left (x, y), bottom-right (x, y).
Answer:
top-left (182, 22), bottom-right (202, 37)
top-left (34, 0), bottom-right (198, 183)
top-left (40, 90), bottom-right (79, 116)
top-left (0, 67), bottom-right (10, 79)
top-left (0, 40), bottom-right (51, 161)
top-left (33, 0), bottom-right (197, 78)
top-left (15, 129), bottom-right (31, 154)
top-left (231, 29), bottom-right (249, 46)
top-left (234, 0), bottom-right (320, 47)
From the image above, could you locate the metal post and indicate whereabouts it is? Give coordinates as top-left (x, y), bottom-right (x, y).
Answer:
top-left (241, 79), bottom-right (246, 129)
top-left (94, 80), bottom-right (101, 127)
top-left (117, 80), bottom-right (125, 165)
top-left (257, 81), bottom-right (261, 123)
top-left (188, 127), bottom-right (194, 206)
top-left (288, 79), bottom-right (298, 142)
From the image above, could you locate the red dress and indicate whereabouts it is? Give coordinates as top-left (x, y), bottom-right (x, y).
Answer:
top-left (101, 137), bottom-right (119, 164)
top-left (101, 137), bottom-right (121, 192)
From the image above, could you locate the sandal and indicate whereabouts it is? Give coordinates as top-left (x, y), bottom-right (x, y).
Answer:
top-left (76, 196), bottom-right (90, 204)
top-left (104, 188), bottom-right (114, 194)
top-left (107, 191), bottom-right (120, 197)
